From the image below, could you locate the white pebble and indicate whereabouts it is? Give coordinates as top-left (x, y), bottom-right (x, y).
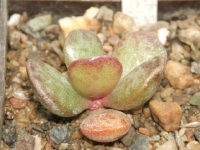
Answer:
top-left (179, 128), bottom-right (186, 137)
top-left (12, 89), bottom-right (30, 100)
top-left (84, 7), bottom-right (99, 19)
top-left (158, 28), bottom-right (170, 45)
top-left (180, 122), bottom-right (200, 128)
top-left (8, 13), bottom-right (21, 26)
top-left (33, 135), bottom-right (43, 150)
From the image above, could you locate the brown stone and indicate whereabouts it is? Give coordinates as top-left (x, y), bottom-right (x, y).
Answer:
top-left (113, 11), bottom-right (138, 35)
top-left (149, 101), bottom-right (182, 131)
top-left (164, 60), bottom-right (196, 89)
top-left (10, 97), bottom-right (28, 109)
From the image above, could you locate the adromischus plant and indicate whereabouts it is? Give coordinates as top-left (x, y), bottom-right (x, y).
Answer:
top-left (26, 29), bottom-right (167, 142)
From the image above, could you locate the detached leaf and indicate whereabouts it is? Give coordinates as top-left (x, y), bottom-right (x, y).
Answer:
top-left (113, 31), bottom-right (166, 78)
top-left (105, 56), bottom-right (166, 110)
top-left (64, 29), bottom-right (103, 67)
top-left (67, 56), bottom-right (122, 99)
top-left (26, 59), bottom-right (90, 117)
top-left (80, 109), bottom-right (131, 142)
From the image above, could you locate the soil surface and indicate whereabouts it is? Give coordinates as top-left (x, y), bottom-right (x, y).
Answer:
top-left (2, 5), bottom-right (200, 150)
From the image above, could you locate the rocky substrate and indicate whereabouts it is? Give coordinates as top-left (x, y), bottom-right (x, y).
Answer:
top-left (2, 6), bottom-right (200, 150)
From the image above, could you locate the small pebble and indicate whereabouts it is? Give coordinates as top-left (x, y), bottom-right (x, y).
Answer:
top-left (84, 7), bottom-right (99, 19)
top-left (186, 141), bottom-right (200, 150)
top-left (189, 92), bottom-right (200, 106)
top-left (96, 6), bottom-right (113, 21)
top-left (17, 128), bottom-right (28, 140)
top-left (103, 45), bottom-right (113, 52)
top-left (108, 35), bottom-right (119, 46)
top-left (9, 97), bottom-right (28, 109)
top-left (195, 127), bottom-right (200, 142)
top-left (49, 125), bottom-right (68, 145)
top-left (33, 135), bottom-right (43, 150)
top-left (138, 127), bottom-right (150, 136)
top-left (59, 143), bottom-right (69, 150)
top-left (152, 135), bottom-right (160, 141)
top-left (149, 101), bottom-right (182, 131)
top-left (144, 121), bottom-right (158, 135)
top-left (143, 107), bottom-right (151, 118)
top-left (8, 13), bottom-right (21, 26)
top-left (156, 140), bottom-right (177, 150)
top-left (120, 126), bottom-right (136, 147)
top-left (191, 62), bottom-right (200, 74)
top-left (157, 28), bottom-right (170, 45)
top-left (113, 11), bottom-right (138, 35)
top-left (129, 134), bottom-right (149, 150)
top-left (97, 33), bottom-right (106, 43)
top-left (175, 131), bottom-right (187, 150)
top-left (15, 134), bottom-right (35, 150)
top-left (2, 124), bottom-right (16, 145)
top-left (164, 60), bottom-right (195, 89)
top-left (28, 14), bottom-right (52, 32)
top-left (9, 30), bottom-right (21, 50)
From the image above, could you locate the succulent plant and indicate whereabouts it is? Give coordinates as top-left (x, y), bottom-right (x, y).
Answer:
top-left (26, 29), bottom-right (167, 142)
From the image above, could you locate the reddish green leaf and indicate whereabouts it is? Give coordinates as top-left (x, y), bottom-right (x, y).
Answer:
top-left (67, 56), bottom-right (122, 99)
top-left (105, 56), bottom-right (166, 110)
top-left (64, 29), bottom-right (103, 67)
top-left (26, 59), bottom-right (90, 117)
top-left (104, 31), bottom-right (167, 110)
top-left (113, 31), bottom-right (166, 78)
top-left (80, 109), bottom-right (131, 142)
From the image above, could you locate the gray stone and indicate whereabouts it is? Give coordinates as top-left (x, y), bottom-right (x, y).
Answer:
top-left (96, 6), bottom-right (114, 21)
top-left (8, 30), bottom-right (21, 50)
top-left (189, 92), bottom-right (200, 106)
top-left (120, 126), bottom-right (136, 147)
top-left (129, 134), bottom-right (149, 150)
top-left (21, 24), bottom-right (41, 39)
top-left (156, 133), bottom-right (177, 150)
top-left (15, 134), bottom-right (35, 150)
top-left (2, 123), bottom-right (16, 145)
top-left (28, 14), bottom-right (52, 32)
top-left (152, 135), bottom-right (160, 141)
top-left (17, 128), bottom-right (28, 140)
top-left (156, 140), bottom-right (177, 150)
top-left (40, 122), bottom-right (50, 131)
top-left (191, 62), bottom-right (200, 74)
top-left (195, 127), bottom-right (200, 142)
top-left (144, 121), bottom-right (158, 135)
top-left (49, 125), bottom-right (68, 144)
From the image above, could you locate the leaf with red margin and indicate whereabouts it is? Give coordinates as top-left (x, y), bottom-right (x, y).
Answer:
top-left (26, 59), bottom-right (90, 117)
top-left (104, 31), bottom-right (167, 110)
top-left (67, 56), bottom-right (122, 99)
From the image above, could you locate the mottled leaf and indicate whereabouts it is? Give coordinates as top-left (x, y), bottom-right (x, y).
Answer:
top-left (26, 59), bottom-right (90, 117)
top-left (64, 29), bottom-right (103, 67)
top-left (105, 56), bottom-right (166, 110)
top-left (113, 31), bottom-right (166, 78)
top-left (104, 31), bottom-right (167, 110)
top-left (80, 109), bottom-right (131, 142)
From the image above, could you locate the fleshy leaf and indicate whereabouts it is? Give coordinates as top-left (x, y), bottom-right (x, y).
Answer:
top-left (104, 31), bottom-right (167, 110)
top-left (26, 59), bottom-right (90, 117)
top-left (113, 31), bottom-right (166, 78)
top-left (80, 109), bottom-right (131, 142)
top-left (64, 29), bottom-right (103, 67)
top-left (105, 56), bottom-right (166, 110)
top-left (67, 56), bottom-right (122, 99)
